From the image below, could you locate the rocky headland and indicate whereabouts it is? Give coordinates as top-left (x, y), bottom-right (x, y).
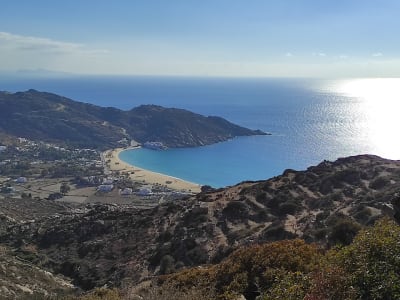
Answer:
top-left (0, 90), bottom-right (267, 149)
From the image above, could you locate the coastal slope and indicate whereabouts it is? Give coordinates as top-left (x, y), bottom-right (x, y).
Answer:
top-left (0, 89), bottom-right (267, 148)
top-left (1, 154), bottom-right (400, 291)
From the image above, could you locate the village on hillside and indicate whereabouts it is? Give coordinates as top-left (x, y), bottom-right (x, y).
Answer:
top-left (0, 138), bottom-right (192, 208)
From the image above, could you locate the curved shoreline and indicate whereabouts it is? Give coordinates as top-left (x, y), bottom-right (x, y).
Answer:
top-left (104, 147), bottom-right (202, 193)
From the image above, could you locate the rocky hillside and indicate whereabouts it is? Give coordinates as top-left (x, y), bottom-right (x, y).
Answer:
top-left (1, 155), bottom-right (400, 293)
top-left (0, 198), bottom-right (78, 298)
top-left (0, 245), bottom-right (75, 299)
top-left (0, 90), bottom-right (266, 148)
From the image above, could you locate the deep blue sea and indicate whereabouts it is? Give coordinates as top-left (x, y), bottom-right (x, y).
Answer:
top-left (2, 75), bottom-right (400, 187)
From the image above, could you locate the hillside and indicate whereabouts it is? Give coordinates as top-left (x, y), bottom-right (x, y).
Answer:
top-left (0, 89), bottom-right (266, 149)
top-left (1, 154), bottom-right (400, 296)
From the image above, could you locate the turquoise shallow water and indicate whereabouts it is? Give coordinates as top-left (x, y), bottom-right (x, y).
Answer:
top-left (119, 136), bottom-right (283, 187)
top-left (2, 76), bottom-right (400, 187)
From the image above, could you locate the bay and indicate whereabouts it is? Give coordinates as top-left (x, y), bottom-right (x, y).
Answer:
top-left (1, 76), bottom-right (400, 187)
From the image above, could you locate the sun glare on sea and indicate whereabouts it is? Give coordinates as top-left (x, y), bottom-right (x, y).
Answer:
top-left (336, 78), bottom-right (400, 159)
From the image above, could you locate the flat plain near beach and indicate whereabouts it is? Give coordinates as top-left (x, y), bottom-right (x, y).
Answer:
top-left (105, 148), bottom-right (201, 193)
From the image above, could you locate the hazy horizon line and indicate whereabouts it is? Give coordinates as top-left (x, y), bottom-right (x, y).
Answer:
top-left (1, 69), bottom-right (398, 81)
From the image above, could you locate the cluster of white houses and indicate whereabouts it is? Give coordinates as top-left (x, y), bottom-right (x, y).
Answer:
top-left (97, 184), bottom-right (153, 196)
top-left (143, 141), bottom-right (167, 150)
top-left (96, 176), bottom-right (153, 196)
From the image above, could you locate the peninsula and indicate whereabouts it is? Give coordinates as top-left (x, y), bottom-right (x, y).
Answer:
top-left (0, 89), bottom-right (267, 149)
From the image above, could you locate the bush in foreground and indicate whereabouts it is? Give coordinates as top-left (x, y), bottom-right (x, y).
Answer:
top-left (149, 218), bottom-right (400, 300)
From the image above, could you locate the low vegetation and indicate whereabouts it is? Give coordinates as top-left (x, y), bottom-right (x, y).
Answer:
top-left (60, 218), bottom-right (400, 299)
top-left (147, 218), bottom-right (400, 300)
top-left (2, 154), bottom-right (400, 298)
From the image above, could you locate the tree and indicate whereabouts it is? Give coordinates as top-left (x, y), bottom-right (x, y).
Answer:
top-left (60, 182), bottom-right (71, 195)
top-left (160, 255), bottom-right (175, 275)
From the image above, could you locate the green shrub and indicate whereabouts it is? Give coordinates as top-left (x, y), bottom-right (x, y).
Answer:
top-left (369, 176), bottom-right (390, 190)
top-left (159, 255), bottom-right (175, 275)
top-left (260, 223), bottom-right (296, 242)
top-left (328, 219), bottom-right (361, 246)
top-left (278, 201), bottom-right (300, 215)
top-left (214, 239), bottom-right (321, 299)
top-left (262, 271), bottom-right (310, 300)
top-left (222, 201), bottom-right (249, 220)
top-left (352, 206), bottom-right (372, 224)
top-left (333, 218), bottom-right (400, 299)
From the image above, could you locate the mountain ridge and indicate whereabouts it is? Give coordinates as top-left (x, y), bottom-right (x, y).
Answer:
top-left (0, 89), bottom-right (267, 149)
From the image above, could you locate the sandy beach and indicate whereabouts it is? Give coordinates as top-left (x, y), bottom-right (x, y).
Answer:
top-left (104, 147), bottom-right (202, 193)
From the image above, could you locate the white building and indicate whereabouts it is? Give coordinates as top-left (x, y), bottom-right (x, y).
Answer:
top-left (102, 178), bottom-right (114, 185)
top-left (15, 177), bottom-right (28, 184)
top-left (137, 186), bottom-right (152, 196)
top-left (120, 188), bottom-right (133, 196)
top-left (143, 141), bottom-right (166, 150)
top-left (98, 184), bottom-right (114, 192)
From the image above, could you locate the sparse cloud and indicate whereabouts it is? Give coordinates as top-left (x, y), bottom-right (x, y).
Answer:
top-left (312, 52), bottom-right (326, 57)
top-left (285, 52), bottom-right (293, 57)
top-left (0, 32), bottom-right (108, 55)
top-left (339, 55), bottom-right (348, 59)
top-left (372, 52), bottom-right (383, 57)
top-left (0, 31), bottom-right (110, 74)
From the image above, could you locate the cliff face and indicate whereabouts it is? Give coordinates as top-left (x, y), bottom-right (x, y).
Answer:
top-left (1, 155), bottom-right (400, 291)
top-left (0, 90), bottom-right (266, 149)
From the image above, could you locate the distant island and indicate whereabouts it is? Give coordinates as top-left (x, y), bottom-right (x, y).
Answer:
top-left (0, 89), bottom-right (267, 149)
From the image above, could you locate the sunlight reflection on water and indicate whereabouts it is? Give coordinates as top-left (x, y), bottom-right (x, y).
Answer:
top-left (322, 78), bottom-right (400, 159)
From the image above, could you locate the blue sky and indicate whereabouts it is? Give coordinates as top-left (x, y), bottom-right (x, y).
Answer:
top-left (1, 0), bottom-right (399, 77)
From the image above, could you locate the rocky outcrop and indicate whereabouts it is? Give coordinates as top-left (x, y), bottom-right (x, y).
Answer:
top-left (0, 245), bottom-right (75, 299)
